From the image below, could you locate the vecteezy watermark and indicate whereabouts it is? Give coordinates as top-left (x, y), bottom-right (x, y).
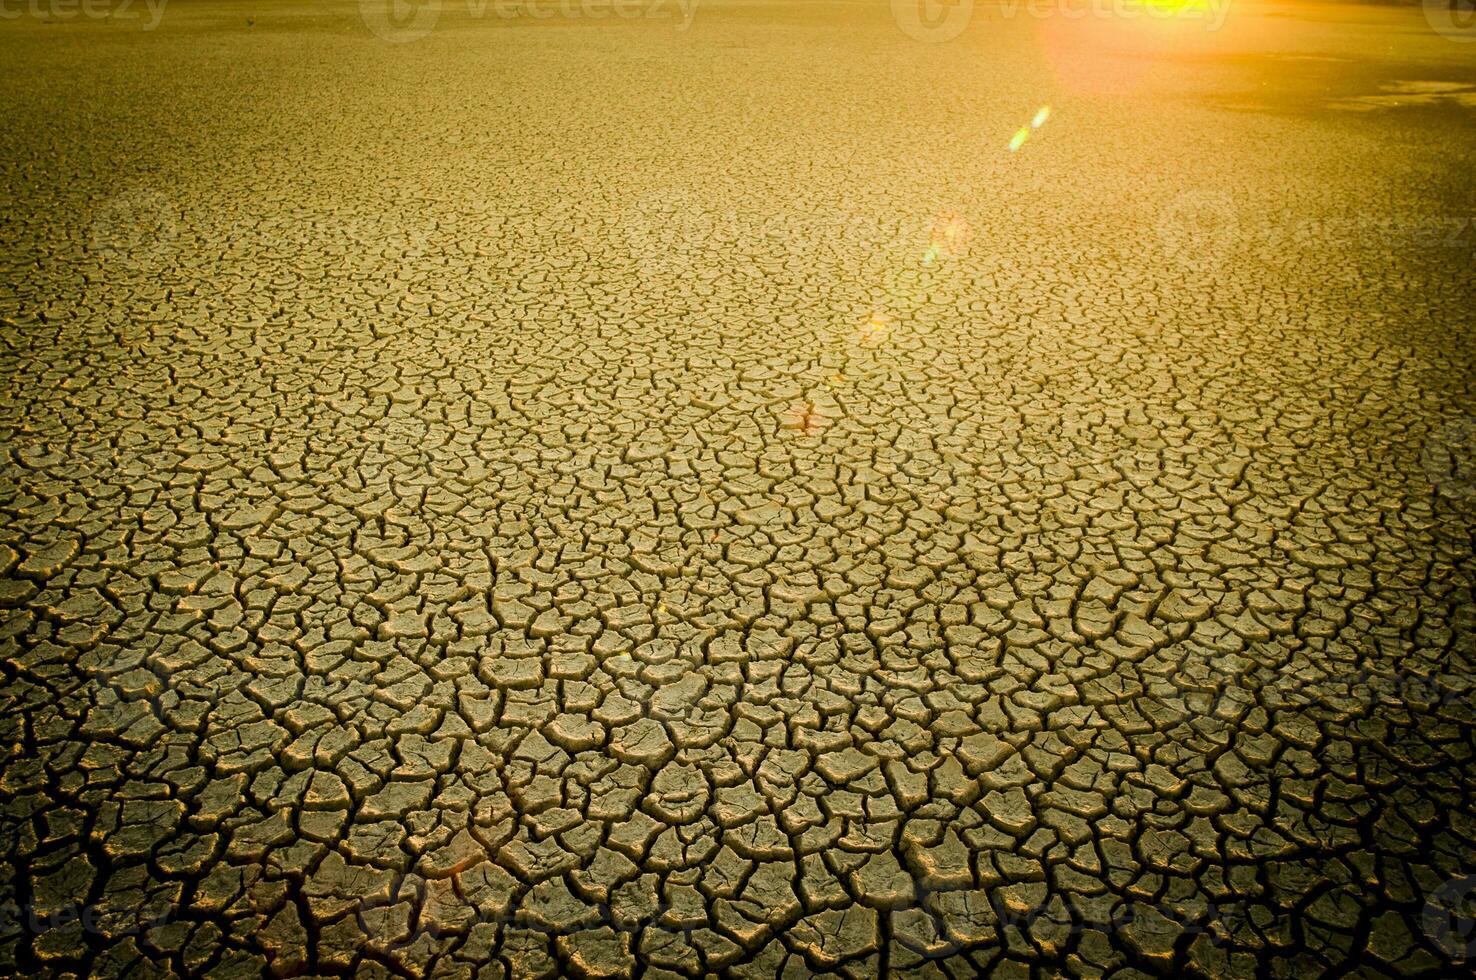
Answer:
top-left (1157, 208), bottom-right (1474, 274)
top-left (1000, 0), bottom-right (1232, 29)
top-left (1423, 0), bottom-right (1476, 43)
top-left (351, 868), bottom-right (1253, 952)
top-left (990, 898), bottom-right (1250, 946)
top-left (86, 194), bottom-right (484, 274)
top-left (1422, 415), bottom-right (1476, 501)
top-left (892, 896), bottom-right (1250, 958)
top-left (81, 189), bottom-right (1476, 291)
top-left (891, 0), bottom-right (1232, 41)
top-left (0, 0), bottom-right (166, 29)
top-left (1267, 215), bottom-right (1476, 251)
top-left (90, 188), bottom-right (178, 271)
top-left (359, 0), bottom-right (698, 43)
top-left (1151, 657), bottom-right (1476, 728)
top-left (0, 899), bottom-right (172, 938)
top-left (1423, 874), bottom-right (1476, 962)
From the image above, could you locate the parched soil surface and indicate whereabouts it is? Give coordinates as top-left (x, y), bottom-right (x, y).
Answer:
top-left (2, 1), bottom-right (1475, 976)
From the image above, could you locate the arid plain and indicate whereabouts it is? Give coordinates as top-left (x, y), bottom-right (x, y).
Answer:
top-left (2, 0), bottom-right (1475, 976)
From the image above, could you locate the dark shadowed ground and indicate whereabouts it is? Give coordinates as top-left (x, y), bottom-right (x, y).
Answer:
top-left (1, 1), bottom-right (1475, 976)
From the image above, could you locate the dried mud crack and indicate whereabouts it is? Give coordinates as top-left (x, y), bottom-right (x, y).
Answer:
top-left (2, 1), bottom-right (1476, 977)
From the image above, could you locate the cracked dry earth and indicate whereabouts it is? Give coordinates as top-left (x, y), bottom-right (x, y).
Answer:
top-left (3, 1), bottom-right (1476, 978)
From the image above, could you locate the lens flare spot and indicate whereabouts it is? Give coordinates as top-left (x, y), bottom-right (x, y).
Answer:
top-left (1009, 127), bottom-right (1031, 152)
top-left (928, 211), bottom-right (972, 258)
top-left (1032, 105), bottom-right (1052, 129)
top-left (857, 311), bottom-right (892, 347)
top-left (1144, 0), bottom-right (1211, 14)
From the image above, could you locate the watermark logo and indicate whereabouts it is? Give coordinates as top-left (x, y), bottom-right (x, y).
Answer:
top-left (1268, 215), bottom-right (1476, 251)
top-left (1422, 415), bottom-right (1476, 500)
top-left (891, 0), bottom-right (974, 42)
top-left (890, 0), bottom-right (1230, 39)
top-left (82, 668), bottom-right (171, 750)
top-left (90, 188), bottom-right (178, 271)
top-left (71, 602), bottom-right (173, 753)
top-left (360, 0), bottom-right (697, 41)
top-left (619, 200), bottom-right (928, 295)
top-left (0, 899), bottom-right (171, 939)
top-left (1149, 651), bottom-right (1476, 736)
top-left (356, 873), bottom-right (461, 950)
top-left (621, 191), bottom-right (708, 290)
top-left (340, 866), bottom-right (1255, 955)
top-left (360, 0), bottom-right (442, 42)
top-left (1424, 0), bottom-right (1476, 42)
top-left (0, 0), bottom-right (168, 30)
top-left (1424, 874), bottom-right (1476, 961)
top-left (1155, 189), bottom-right (1239, 273)
top-left (1003, 0), bottom-right (1231, 29)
